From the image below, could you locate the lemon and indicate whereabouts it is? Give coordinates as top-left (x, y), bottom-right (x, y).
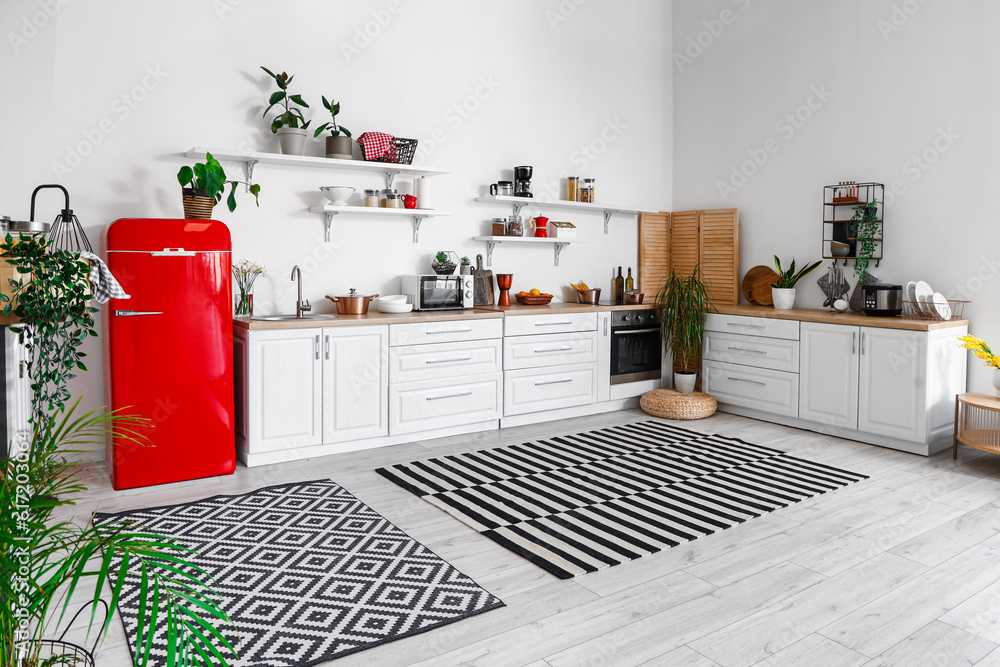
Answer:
top-left (530, 288), bottom-right (542, 296)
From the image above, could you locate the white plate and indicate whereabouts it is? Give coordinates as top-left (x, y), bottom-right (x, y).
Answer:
top-left (932, 292), bottom-right (952, 320)
top-left (914, 281), bottom-right (934, 316)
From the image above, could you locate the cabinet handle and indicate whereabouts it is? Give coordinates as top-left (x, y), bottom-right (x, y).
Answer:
top-left (534, 347), bottom-right (573, 353)
top-left (325, 336), bottom-right (330, 360)
top-left (536, 321), bottom-right (574, 327)
top-left (616, 328), bottom-right (660, 335)
top-left (728, 376), bottom-right (766, 386)
top-left (727, 322), bottom-right (766, 329)
top-left (535, 378), bottom-right (573, 386)
top-left (114, 310), bottom-right (164, 317)
top-left (861, 332), bottom-right (867, 355)
top-left (314, 335), bottom-right (320, 360)
top-left (425, 356), bottom-right (473, 364)
top-left (427, 328), bottom-right (473, 335)
top-left (604, 318), bottom-right (608, 336)
top-left (727, 346), bottom-right (766, 355)
top-left (426, 391), bottom-right (473, 401)
top-left (852, 332), bottom-right (856, 354)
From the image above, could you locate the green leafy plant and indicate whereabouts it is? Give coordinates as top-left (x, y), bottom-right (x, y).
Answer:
top-left (655, 267), bottom-right (712, 373)
top-left (0, 233), bottom-right (237, 666)
top-left (177, 152), bottom-right (261, 213)
top-left (312, 96), bottom-right (351, 138)
top-left (435, 251), bottom-right (449, 263)
top-left (261, 66), bottom-right (310, 133)
top-left (460, 256), bottom-right (471, 266)
top-left (770, 256), bottom-right (822, 289)
top-left (849, 199), bottom-right (880, 282)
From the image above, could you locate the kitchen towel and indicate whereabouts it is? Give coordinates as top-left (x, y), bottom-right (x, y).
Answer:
top-left (357, 132), bottom-right (397, 162)
top-left (80, 251), bottom-right (130, 303)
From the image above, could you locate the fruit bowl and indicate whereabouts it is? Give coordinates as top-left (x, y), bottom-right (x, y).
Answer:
top-left (515, 293), bottom-right (553, 305)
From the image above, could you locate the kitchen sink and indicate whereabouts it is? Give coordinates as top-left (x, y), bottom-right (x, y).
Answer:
top-left (250, 314), bottom-right (338, 321)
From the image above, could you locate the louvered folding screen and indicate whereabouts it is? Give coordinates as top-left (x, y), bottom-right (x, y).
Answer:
top-left (669, 210), bottom-right (700, 278)
top-left (698, 208), bottom-right (739, 306)
top-left (637, 212), bottom-right (670, 295)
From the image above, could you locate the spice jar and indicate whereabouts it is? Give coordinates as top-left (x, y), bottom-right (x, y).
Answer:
top-left (507, 216), bottom-right (523, 237)
top-left (567, 176), bottom-right (579, 202)
top-left (380, 188), bottom-right (398, 207)
top-left (492, 218), bottom-right (507, 236)
top-left (581, 178), bottom-right (596, 203)
top-left (384, 193), bottom-right (403, 209)
top-left (363, 189), bottom-right (379, 207)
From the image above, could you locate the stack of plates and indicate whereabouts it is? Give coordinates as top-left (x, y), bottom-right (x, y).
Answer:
top-left (378, 295), bottom-right (412, 313)
top-left (905, 280), bottom-right (951, 320)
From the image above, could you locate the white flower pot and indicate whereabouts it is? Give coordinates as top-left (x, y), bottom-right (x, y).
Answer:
top-left (993, 368), bottom-right (1000, 398)
top-left (674, 371), bottom-right (697, 394)
top-left (277, 127), bottom-right (307, 155)
top-left (771, 287), bottom-right (796, 310)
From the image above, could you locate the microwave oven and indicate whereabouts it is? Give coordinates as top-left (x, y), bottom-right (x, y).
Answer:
top-left (400, 274), bottom-right (474, 311)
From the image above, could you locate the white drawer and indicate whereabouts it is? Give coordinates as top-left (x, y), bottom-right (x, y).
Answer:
top-left (504, 363), bottom-right (598, 416)
top-left (503, 331), bottom-right (598, 370)
top-left (702, 359), bottom-right (799, 418)
top-left (703, 331), bottom-right (800, 373)
top-left (504, 312), bottom-right (597, 337)
top-left (389, 372), bottom-right (501, 436)
top-left (389, 317), bottom-right (503, 346)
top-left (705, 313), bottom-right (799, 340)
top-left (390, 338), bottom-right (502, 384)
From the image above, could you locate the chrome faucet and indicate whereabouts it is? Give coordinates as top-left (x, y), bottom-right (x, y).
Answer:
top-left (291, 265), bottom-right (311, 318)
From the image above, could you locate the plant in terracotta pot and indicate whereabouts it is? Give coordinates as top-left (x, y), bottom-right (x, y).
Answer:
top-left (177, 152), bottom-right (261, 219)
top-left (656, 267), bottom-right (712, 394)
top-left (770, 256), bottom-right (821, 310)
top-left (313, 95), bottom-right (353, 159)
top-left (261, 66), bottom-right (311, 155)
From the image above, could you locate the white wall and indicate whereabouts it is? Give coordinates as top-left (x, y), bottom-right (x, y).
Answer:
top-left (2, 0), bottom-right (673, 417)
top-left (673, 0), bottom-right (1000, 392)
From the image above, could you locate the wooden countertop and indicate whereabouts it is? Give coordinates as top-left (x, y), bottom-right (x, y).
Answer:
top-left (713, 304), bottom-right (968, 332)
top-left (234, 309), bottom-right (504, 331)
top-left (474, 302), bottom-right (655, 315)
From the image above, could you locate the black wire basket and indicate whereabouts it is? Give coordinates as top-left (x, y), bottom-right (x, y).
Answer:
top-left (371, 137), bottom-right (418, 165)
top-left (23, 599), bottom-right (107, 667)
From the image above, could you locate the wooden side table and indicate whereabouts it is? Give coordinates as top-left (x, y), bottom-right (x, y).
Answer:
top-left (954, 392), bottom-right (1000, 459)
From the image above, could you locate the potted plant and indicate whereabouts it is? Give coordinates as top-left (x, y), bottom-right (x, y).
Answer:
top-left (261, 66), bottom-right (311, 155)
top-left (850, 198), bottom-right (880, 284)
top-left (432, 251), bottom-right (457, 275)
top-left (313, 95), bottom-right (353, 159)
top-left (0, 233), bottom-right (236, 666)
top-left (770, 256), bottom-right (822, 310)
top-left (459, 256), bottom-right (472, 275)
top-left (656, 267), bottom-right (712, 394)
top-left (177, 152), bottom-right (261, 219)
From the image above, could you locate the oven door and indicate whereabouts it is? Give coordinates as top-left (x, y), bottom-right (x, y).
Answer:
top-left (416, 276), bottom-right (465, 310)
top-left (610, 326), bottom-right (662, 384)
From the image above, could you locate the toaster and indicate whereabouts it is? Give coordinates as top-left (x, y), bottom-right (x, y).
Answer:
top-left (862, 283), bottom-right (902, 317)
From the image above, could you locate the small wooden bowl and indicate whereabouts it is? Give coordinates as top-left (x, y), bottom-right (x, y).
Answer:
top-left (515, 294), bottom-right (554, 305)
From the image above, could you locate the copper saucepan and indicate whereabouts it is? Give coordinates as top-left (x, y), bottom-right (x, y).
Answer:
top-left (325, 289), bottom-right (379, 315)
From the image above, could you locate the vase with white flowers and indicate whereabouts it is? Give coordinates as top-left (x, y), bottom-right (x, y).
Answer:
top-left (233, 259), bottom-right (265, 317)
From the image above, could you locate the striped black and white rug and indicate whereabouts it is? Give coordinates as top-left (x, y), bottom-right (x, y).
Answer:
top-left (377, 421), bottom-right (868, 579)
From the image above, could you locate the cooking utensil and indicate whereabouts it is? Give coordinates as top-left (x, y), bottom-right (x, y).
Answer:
top-left (624, 292), bottom-right (644, 304)
top-left (577, 288), bottom-right (601, 304)
top-left (741, 265), bottom-right (780, 306)
top-left (325, 289), bottom-right (379, 315)
top-left (473, 253), bottom-right (494, 306)
top-left (319, 185), bottom-right (355, 205)
top-left (533, 216), bottom-right (549, 238)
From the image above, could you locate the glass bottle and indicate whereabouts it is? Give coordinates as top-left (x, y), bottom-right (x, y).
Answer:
top-left (614, 266), bottom-right (625, 305)
top-left (567, 176), bottom-right (579, 202)
top-left (626, 267), bottom-right (634, 294)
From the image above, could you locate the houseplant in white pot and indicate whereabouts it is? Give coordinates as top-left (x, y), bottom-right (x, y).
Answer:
top-left (313, 95), bottom-right (353, 159)
top-left (261, 66), bottom-right (311, 155)
top-left (656, 267), bottom-right (711, 394)
top-left (770, 256), bottom-right (821, 310)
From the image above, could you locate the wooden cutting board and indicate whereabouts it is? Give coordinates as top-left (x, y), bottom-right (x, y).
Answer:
top-left (473, 253), bottom-right (494, 306)
top-left (741, 265), bottom-right (779, 306)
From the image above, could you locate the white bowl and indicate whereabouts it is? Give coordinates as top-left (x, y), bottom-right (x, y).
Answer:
top-left (379, 303), bottom-right (413, 313)
top-left (379, 294), bottom-right (408, 303)
top-left (320, 186), bottom-right (355, 205)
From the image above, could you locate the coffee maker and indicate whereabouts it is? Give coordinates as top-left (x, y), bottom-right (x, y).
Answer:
top-left (514, 165), bottom-right (533, 198)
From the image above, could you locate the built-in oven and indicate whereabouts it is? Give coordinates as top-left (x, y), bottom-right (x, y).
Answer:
top-left (610, 309), bottom-right (662, 385)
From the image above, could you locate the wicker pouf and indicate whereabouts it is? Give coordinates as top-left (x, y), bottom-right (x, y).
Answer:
top-left (640, 389), bottom-right (717, 420)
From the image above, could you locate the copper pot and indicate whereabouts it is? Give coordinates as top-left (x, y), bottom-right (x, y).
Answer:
top-left (325, 289), bottom-right (379, 314)
top-left (624, 292), bottom-right (645, 304)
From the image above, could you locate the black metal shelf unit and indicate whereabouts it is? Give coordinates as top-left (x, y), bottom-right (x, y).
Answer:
top-left (822, 182), bottom-right (884, 267)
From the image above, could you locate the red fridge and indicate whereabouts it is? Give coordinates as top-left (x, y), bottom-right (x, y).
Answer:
top-left (102, 218), bottom-right (236, 489)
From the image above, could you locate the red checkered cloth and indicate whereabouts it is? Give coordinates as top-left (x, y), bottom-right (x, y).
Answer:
top-left (357, 132), bottom-right (397, 162)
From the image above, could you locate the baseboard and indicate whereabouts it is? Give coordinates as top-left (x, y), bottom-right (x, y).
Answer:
top-left (500, 398), bottom-right (639, 429)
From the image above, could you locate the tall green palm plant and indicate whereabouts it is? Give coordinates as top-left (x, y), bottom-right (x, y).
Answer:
top-left (655, 267), bottom-right (712, 373)
top-left (0, 233), bottom-right (237, 666)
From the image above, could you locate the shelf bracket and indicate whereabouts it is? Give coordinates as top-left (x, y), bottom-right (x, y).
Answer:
top-left (603, 210), bottom-right (614, 234)
top-left (411, 215), bottom-right (426, 244)
top-left (244, 159), bottom-right (258, 192)
top-left (384, 170), bottom-right (400, 189)
top-left (484, 240), bottom-right (497, 267)
top-left (553, 242), bottom-right (567, 267)
top-left (322, 211), bottom-right (337, 243)
top-left (509, 202), bottom-right (525, 219)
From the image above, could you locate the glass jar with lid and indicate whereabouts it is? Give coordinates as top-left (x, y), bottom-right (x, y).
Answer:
top-left (507, 216), bottom-right (524, 237)
top-left (567, 176), bottom-right (580, 202)
top-left (363, 189), bottom-right (379, 207)
top-left (384, 193), bottom-right (404, 209)
top-left (580, 178), bottom-right (596, 203)
top-left (380, 188), bottom-right (398, 207)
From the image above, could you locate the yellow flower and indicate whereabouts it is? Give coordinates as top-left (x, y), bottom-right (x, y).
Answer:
top-left (958, 334), bottom-right (1000, 369)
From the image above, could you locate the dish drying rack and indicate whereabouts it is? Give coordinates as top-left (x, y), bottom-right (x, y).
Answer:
top-left (901, 299), bottom-right (968, 321)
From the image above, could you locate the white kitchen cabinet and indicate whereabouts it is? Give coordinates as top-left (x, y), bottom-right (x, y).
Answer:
top-left (799, 322), bottom-right (859, 429)
top-left (504, 363), bottom-right (599, 416)
top-left (858, 326), bottom-right (926, 442)
top-left (504, 312), bottom-right (597, 337)
top-left (322, 326), bottom-right (388, 444)
top-left (389, 372), bottom-right (502, 436)
top-left (702, 360), bottom-right (799, 418)
top-left (503, 331), bottom-right (598, 370)
top-left (245, 328), bottom-right (324, 453)
top-left (389, 338), bottom-right (501, 384)
top-left (597, 311), bottom-right (612, 402)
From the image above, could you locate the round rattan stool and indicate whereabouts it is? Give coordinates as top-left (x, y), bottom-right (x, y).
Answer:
top-left (640, 389), bottom-right (717, 420)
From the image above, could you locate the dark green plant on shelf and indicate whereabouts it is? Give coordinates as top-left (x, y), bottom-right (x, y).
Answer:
top-left (312, 96), bottom-right (351, 138)
top-left (850, 198), bottom-right (880, 282)
top-left (655, 267), bottom-right (712, 374)
top-left (177, 152), bottom-right (261, 213)
top-left (261, 66), bottom-right (311, 133)
top-left (0, 233), bottom-right (237, 667)
top-left (770, 256), bottom-right (822, 289)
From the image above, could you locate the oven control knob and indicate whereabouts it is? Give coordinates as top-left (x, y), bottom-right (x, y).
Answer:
top-left (622, 315), bottom-right (631, 322)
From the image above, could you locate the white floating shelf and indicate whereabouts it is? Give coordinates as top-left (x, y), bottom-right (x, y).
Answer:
top-left (474, 195), bottom-right (642, 234)
top-left (310, 205), bottom-right (453, 243)
top-left (186, 147), bottom-right (450, 188)
top-left (472, 235), bottom-right (588, 267)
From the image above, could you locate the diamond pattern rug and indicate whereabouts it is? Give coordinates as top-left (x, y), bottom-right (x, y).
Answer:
top-left (93, 479), bottom-right (503, 666)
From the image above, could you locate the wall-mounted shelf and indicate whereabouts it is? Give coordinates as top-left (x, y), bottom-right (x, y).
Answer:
top-left (822, 182), bottom-right (884, 267)
top-left (471, 235), bottom-right (586, 267)
top-left (474, 195), bottom-right (642, 234)
top-left (309, 206), bottom-right (452, 243)
top-left (186, 147), bottom-right (450, 189)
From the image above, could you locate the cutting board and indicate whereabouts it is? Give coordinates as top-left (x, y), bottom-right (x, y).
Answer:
top-left (473, 254), bottom-right (494, 306)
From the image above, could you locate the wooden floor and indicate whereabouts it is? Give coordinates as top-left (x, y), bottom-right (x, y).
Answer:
top-left (57, 409), bottom-right (1000, 666)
